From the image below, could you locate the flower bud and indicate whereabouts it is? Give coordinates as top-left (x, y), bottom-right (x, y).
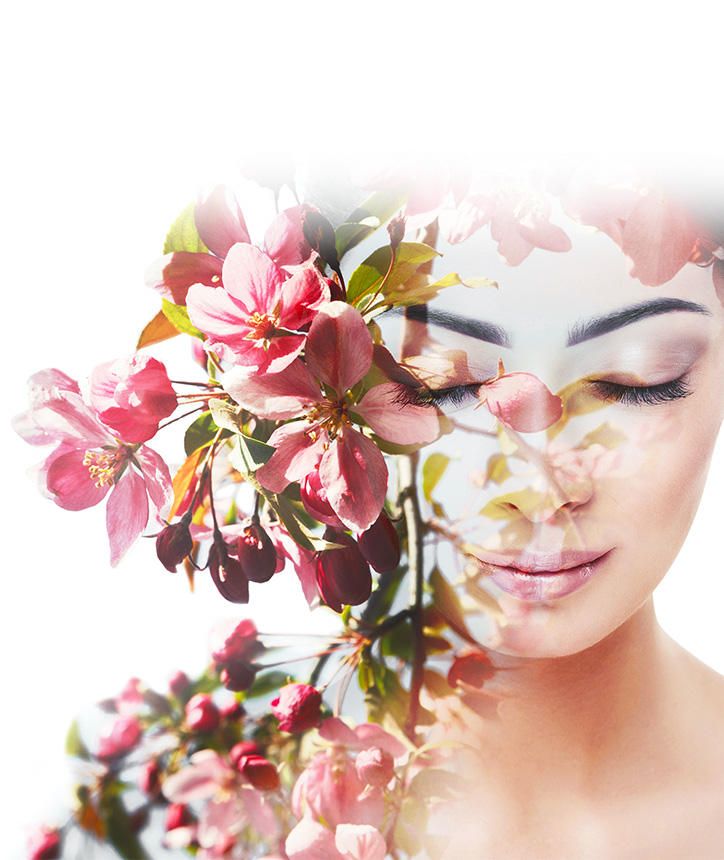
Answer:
top-left (447, 649), bottom-right (496, 689)
top-left (220, 699), bottom-right (246, 721)
top-left (316, 530), bottom-right (372, 613)
top-left (387, 213), bottom-right (406, 251)
top-left (230, 740), bottom-right (260, 768)
top-left (164, 803), bottom-right (192, 832)
top-left (301, 209), bottom-right (340, 275)
top-left (300, 466), bottom-right (346, 528)
top-left (95, 715), bottom-right (142, 760)
top-left (168, 670), bottom-right (191, 699)
top-left (184, 693), bottom-right (220, 733)
top-left (237, 754), bottom-right (280, 792)
top-left (236, 520), bottom-right (277, 583)
top-left (355, 746), bottom-right (396, 788)
top-left (357, 511), bottom-right (400, 572)
top-left (271, 683), bottom-right (323, 733)
top-left (27, 825), bottom-right (61, 860)
top-left (138, 759), bottom-right (161, 799)
top-left (156, 514), bottom-right (194, 572)
top-left (210, 618), bottom-right (261, 665)
top-left (220, 660), bottom-right (256, 692)
top-left (209, 535), bottom-right (249, 604)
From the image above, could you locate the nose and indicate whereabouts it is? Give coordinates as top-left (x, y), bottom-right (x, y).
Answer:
top-left (489, 444), bottom-right (594, 524)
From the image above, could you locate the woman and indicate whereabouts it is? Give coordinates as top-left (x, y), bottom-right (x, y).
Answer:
top-left (383, 164), bottom-right (724, 858)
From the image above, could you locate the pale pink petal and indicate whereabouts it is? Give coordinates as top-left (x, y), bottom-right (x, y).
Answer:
top-left (145, 251), bottom-right (224, 305)
top-left (256, 423), bottom-right (326, 493)
top-left (319, 431), bottom-right (387, 532)
top-left (194, 185), bottom-right (251, 258)
top-left (223, 360), bottom-right (320, 420)
top-left (286, 817), bottom-right (344, 860)
top-left (352, 724), bottom-right (407, 759)
top-left (335, 824), bottom-right (387, 860)
top-left (305, 303), bottom-right (373, 394)
top-left (438, 193), bottom-right (494, 244)
top-left (221, 243), bottom-right (283, 313)
top-left (26, 387), bottom-right (112, 448)
top-left (261, 336), bottom-right (308, 374)
top-left (318, 717), bottom-right (359, 747)
top-left (517, 218), bottom-right (572, 253)
top-left (186, 283), bottom-right (253, 346)
top-left (46, 448), bottom-right (110, 510)
top-left (241, 785), bottom-right (280, 839)
top-left (264, 204), bottom-right (313, 266)
top-left (134, 445), bottom-right (173, 517)
top-left (197, 794), bottom-right (244, 849)
top-left (163, 752), bottom-right (231, 803)
top-left (483, 373), bottom-right (562, 433)
top-left (622, 194), bottom-right (699, 286)
top-left (268, 525), bottom-right (320, 606)
top-left (106, 467), bottom-right (149, 567)
top-left (278, 263), bottom-right (331, 330)
top-left (356, 383), bottom-right (440, 444)
top-left (27, 368), bottom-right (80, 394)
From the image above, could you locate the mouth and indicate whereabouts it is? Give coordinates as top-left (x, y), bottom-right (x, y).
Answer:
top-left (473, 549), bottom-right (612, 602)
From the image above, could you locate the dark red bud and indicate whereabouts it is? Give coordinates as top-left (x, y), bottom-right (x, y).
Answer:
top-left (164, 803), bottom-right (193, 832)
top-left (301, 209), bottom-right (340, 274)
top-left (184, 693), bottom-right (220, 733)
top-left (316, 529), bottom-right (372, 613)
top-left (209, 537), bottom-right (249, 604)
top-left (220, 660), bottom-right (257, 693)
top-left (447, 649), bottom-right (496, 689)
top-left (357, 510), bottom-right (400, 572)
top-left (236, 521), bottom-right (277, 583)
top-left (387, 213), bottom-right (406, 251)
top-left (230, 740), bottom-right (261, 768)
top-left (220, 699), bottom-right (246, 721)
top-left (138, 759), bottom-right (162, 799)
top-left (271, 683), bottom-right (323, 733)
top-left (156, 515), bottom-right (194, 572)
top-left (168, 670), bottom-right (191, 699)
top-left (237, 754), bottom-right (280, 791)
top-left (326, 276), bottom-right (345, 303)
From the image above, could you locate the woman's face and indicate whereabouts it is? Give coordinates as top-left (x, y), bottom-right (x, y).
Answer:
top-left (394, 225), bottom-right (724, 659)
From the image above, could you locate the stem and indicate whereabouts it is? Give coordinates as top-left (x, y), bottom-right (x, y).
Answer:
top-left (397, 453), bottom-right (425, 743)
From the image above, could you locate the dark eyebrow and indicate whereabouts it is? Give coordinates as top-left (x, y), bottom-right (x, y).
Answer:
top-left (566, 298), bottom-right (712, 346)
top-left (402, 304), bottom-right (510, 347)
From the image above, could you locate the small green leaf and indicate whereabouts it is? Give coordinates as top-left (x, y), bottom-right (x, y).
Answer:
top-left (161, 299), bottom-right (205, 340)
top-left (346, 186), bottom-right (410, 231)
top-left (429, 567), bottom-right (477, 645)
top-left (163, 202), bottom-right (208, 254)
top-left (245, 670), bottom-right (290, 700)
top-left (101, 793), bottom-right (150, 860)
top-left (137, 308), bottom-right (180, 349)
top-left (347, 242), bottom-right (440, 305)
top-left (184, 411), bottom-right (219, 456)
top-left (228, 434), bottom-right (277, 476)
top-left (335, 218), bottom-right (378, 259)
top-left (422, 453), bottom-right (451, 501)
top-left (65, 719), bottom-right (91, 760)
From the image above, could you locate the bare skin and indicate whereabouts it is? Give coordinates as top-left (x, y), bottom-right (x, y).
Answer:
top-left (437, 599), bottom-right (724, 859)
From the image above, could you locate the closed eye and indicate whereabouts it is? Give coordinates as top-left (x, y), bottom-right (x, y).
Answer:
top-left (393, 382), bottom-right (483, 410)
top-left (589, 376), bottom-right (692, 406)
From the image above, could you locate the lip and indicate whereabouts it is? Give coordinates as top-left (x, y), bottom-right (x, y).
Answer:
top-left (475, 549), bottom-right (611, 602)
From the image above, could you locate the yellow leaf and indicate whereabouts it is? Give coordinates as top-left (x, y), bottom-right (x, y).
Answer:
top-left (136, 309), bottom-right (180, 349)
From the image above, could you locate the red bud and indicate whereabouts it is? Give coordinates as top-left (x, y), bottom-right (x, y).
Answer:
top-left (209, 535), bottom-right (249, 604)
top-left (237, 521), bottom-right (277, 583)
top-left (220, 660), bottom-right (256, 692)
top-left (237, 754), bottom-right (280, 791)
top-left (184, 693), bottom-right (220, 733)
top-left (316, 530), bottom-right (372, 612)
top-left (386, 213), bottom-right (406, 251)
top-left (271, 683), bottom-right (323, 733)
top-left (230, 740), bottom-right (260, 768)
top-left (357, 511), bottom-right (400, 572)
top-left (156, 515), bottom-right (194, 572)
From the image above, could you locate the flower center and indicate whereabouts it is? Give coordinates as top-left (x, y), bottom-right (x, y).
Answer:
top-left (306, 400), bottom-right (351, 441)
top-left (83, 448), bottom-right (127, 488)
top-left (246, 311), bottom-right (277, 341)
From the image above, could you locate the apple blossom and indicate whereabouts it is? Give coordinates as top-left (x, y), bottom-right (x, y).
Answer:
top-left (271, 684), bottom-right (322, 733)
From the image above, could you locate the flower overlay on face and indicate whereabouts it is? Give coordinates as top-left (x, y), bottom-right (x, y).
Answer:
top-left (224, 301), bottom-right (439, 531)
top-left (13, 367), bottom-right (173, 566)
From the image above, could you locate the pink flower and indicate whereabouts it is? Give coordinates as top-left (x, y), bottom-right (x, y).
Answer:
top-left (95, 715), bottom-right (142, 760)
top-left (86, 354), bottom-right (177, 443)
top-left (223, 302), bottom-right (439, 531)
top-left (185, 694), bottom-right (220, 733)
top-left (186, 243), bottom-right (330, 373)
top-left (209, 618), bottom-right (260, 666)
top-left (271, 683), bottom-right (322, 733)
top-left (286, 816), bottom-right (344, 860)
top-left (335, 824), bottom-right (387, 860)
top-left (13, 368), bottom-right (173, 566)
top-left (482, 370), bottom-right (563, 433)
top-left (27, 825), bottom-right (61, 860)
top-left (354, 748), bottom-right (395, 789)
top-left (145, 184), bottom-right (313, 305)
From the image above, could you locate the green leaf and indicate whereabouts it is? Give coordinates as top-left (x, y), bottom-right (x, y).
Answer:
top-left (163, 202), bottom-right (208, 254)
top-left (184, 411), bottom-right (219, 456)
top-left (65, 719), bottom-right (91, 760)
top-left (245, 670), bottom-right (290, 700)
top-left (137, 308), bottom-right (180, 349)
top-left (346, 186), bottom-right (410, 231)
top-left (361, 566), bottom-right (406, 625)
top-left (422, 453), bottom-right (451, 501)
top-left (265, 491), bottom-right (343, 553)
top-left (101, 793), bottom-right (150, 860)
top-left (335, 218), bottom-right (379, 259)
top-left (347, 242), bottom-right (440, 305)
top-left (429, 567), bottom-right (478, 645)
top-left (228, 434), bottom-right (277, 476)
top-left (408, 767), bottom-right (468, 802)
top-left (161, 299), bottom-right (205, 340)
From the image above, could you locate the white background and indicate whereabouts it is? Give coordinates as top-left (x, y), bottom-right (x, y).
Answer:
top-left (2, 2), bottom-right (723, 857)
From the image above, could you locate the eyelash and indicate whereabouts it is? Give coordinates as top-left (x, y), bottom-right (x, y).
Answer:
top-left (589, 376), bottom-right (692, 406)
top-left (394, 383), bottom-right (482, 409)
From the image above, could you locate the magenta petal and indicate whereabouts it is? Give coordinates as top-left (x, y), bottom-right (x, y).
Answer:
top-left (356, 383), bottom-right (439, 444)
top-left (186, 282), bottom-right (252, 342)
top-left (305, 303), bottom-right (373, 395)
top-left (145, 251), bottom-right (224, 305)
top-left (484, 373), bottom-right (563, 433)
top-left (46, 448), bottom-right (109, 510)
top-left (223, 360), bottom-right (320, 420)
top-left (256, 423), bottom-right (326, 493)
top-left (278, 263), bottom-right (331, 330)
top-left (134, 445), bottom-right (173, 517)
top-left (222, 243), bottom-right (283, 312)
top-left (194, 185), bottom-right (251, 258)
top-left (106, 468), bottom-right (149, 567)
top-left (264, 204), bottom-right (313, 266)
top-left (319, 431), bottom-right (387, 531)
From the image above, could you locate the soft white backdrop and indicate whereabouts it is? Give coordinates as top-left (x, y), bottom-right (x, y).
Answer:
top-left (3, 2), bottom-right (724, 856)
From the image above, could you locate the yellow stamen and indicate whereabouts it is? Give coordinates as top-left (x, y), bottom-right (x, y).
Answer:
top-left (83, 449), bottom-right (126, 488)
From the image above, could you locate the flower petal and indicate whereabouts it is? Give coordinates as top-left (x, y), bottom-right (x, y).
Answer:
top-left (335, 824), bottom-right (387, 860)
top-left (319, 431), bottom-right (387, 531)
top-left (256, 423), bottom-right (326, 493)
top-left (286, 817), bottom-right (344, 860)
top-left (221, 243), bottom-right (283, 312)
top-left (305, 303), bottom-right (372, 395)
top-left (483, 373), bottom-right (562, 433)
top-left (356, 383), bottom-right (440, 444)
top-left (145, 251), bottom-right (224, 305)
top-left (194, 185), bottom-right (251, 258)
top-left (223, 360), bottom-right (320, 420)
top-left (46, 448), bottom-right (109, 510)
top-left (264, 205), bottom-right (313, 267)
top-left (134, 445), bottom-right (173, 517)
top-left (278, 263), bottom-right (331, 330)
top-left (106, 467), bottom-right (149, 567)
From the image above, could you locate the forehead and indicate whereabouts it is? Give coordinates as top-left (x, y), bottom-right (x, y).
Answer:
top-left (428, 225), bottom-right (722, 342)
